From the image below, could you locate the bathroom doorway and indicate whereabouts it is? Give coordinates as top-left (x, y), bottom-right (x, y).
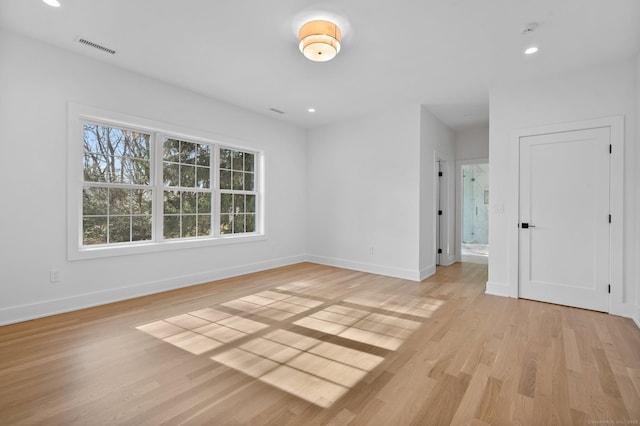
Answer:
top-left (459, 162), bottom-right (489, 263)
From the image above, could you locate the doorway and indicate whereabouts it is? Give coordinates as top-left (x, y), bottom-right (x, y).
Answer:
top-left (459, 162), bottom-right (489, 264)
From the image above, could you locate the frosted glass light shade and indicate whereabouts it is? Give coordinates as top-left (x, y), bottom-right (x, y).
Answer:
top-left (298, 20), bottom-right (341, 62)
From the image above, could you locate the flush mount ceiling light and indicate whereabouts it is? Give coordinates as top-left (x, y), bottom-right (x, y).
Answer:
top-left (42, 0), bottom-right (61, 7)
top-left (298, 20), bottom-right (341, 62)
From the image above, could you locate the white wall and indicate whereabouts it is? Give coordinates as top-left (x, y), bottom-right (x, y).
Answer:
top-left (306, 105), bottom-right (422, 280)
top-left (454, 124), bottom-right (489, 161)
top-left (489, 59), bottom-right (637, 318)
top-left (420, 107), bottom-right (455, 274)
top-left (306, 105), bottom-right (454, 281)
top-left (0, 30), bottom-right (308, 324)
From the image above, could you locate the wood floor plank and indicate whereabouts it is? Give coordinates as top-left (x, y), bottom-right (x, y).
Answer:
top-left (1, 262), bottom-right (639, 425)
top-left (449, 363), bottom-right (491, 426)
top-left (475, 376), bottom-right (512, 426)
top-left (562, 326), bottom-right (582, 373)
top-left (408, 372), bottom-right (471, 426)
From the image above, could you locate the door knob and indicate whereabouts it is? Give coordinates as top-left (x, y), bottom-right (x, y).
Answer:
top-left (521, 223), bottom-right (536, 228)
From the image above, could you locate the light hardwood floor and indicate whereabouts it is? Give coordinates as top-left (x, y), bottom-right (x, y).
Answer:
top-left (1, 262), bottom-right (639, 425)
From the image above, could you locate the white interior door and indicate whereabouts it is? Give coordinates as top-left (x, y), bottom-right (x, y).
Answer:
top-left (519, 127), bottom-right (610, 312)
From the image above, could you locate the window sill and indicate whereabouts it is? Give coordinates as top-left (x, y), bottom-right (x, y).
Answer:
top-left (68, 233), bottom-right (267, 261)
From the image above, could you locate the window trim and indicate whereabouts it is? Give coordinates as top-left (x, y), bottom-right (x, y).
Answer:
top-left (67, 103), bottom-right (266, 261)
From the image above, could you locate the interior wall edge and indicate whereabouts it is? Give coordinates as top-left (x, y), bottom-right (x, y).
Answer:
top-left (0, 254), bottom-right (307, 326)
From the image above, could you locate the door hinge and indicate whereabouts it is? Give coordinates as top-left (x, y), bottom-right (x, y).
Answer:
top-left (438, 171), bottom-right (443, 177)
top-left (438, 210), bottom-right (443, 216)
top-left (609, 144), bottom-right (612, 154)
top-left (609, 214), bottom-right (612, 223)
top-left (608, 284), bottom-right (611, 294)
top-left (437, 249), bottom-right (442, 254)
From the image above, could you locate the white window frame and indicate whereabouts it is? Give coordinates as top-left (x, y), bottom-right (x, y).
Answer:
top-left (67, 103), bottom-right (266, 261)
top-left (218, 145), bottom-right (260, 236)
top-left (156, 133), bottom-right (216, 241)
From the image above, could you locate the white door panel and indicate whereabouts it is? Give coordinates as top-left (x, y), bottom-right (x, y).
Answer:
top-left (519, 127), bottom-right (610, 312)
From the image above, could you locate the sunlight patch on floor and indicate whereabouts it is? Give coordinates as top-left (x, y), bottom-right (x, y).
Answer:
top-left (135, 288), bottom-right (441, 407)
top-left (211, 330), bottom-right (384, 408)
top-left (343, 292), bottom-right (444, 318)
top-left (221, 290), bottom-right (323, 320)
top-left (136, 309), bottom-right (268, 355)
top-left (294, 304), bottom-right (422, 350)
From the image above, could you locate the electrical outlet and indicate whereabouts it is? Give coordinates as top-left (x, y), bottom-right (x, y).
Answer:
top-left (50, 270), bottom-right (60, 283)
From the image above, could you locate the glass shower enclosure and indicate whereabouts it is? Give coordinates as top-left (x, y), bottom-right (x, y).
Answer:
top-left (461, 163), bottom-right (489, 261)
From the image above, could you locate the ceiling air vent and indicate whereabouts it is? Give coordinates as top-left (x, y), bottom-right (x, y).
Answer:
top-left (269, 108), bottom-right (285, 115)
top-left (78, 38), bottom-right (116, 55)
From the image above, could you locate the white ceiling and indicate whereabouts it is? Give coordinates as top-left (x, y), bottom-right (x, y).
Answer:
top-left (1, 0), bottom-right (638, 130)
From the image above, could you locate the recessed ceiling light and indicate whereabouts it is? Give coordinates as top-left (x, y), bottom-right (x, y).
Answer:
top-left (42, 0), bottom-right (61, 7)
top-left (524, 46), bottom-right (539, 55)
top-left (308, 108), bottom-right (316, 113)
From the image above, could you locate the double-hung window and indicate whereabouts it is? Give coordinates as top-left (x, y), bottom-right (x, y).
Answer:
top-left (82, 123), bottom-right (153, 245)
top-left (161, 137), bottom-right (214, 239)
top-left (219, 148), bottom-right (257, 234)
top-left (69, 107), bottom-right (263, 260)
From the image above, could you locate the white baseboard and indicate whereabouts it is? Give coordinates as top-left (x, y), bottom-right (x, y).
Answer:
top-left (485, 281), bottom-right (510, 298)
top-left (307, 255), bottom-right (421, 282)
top-left (0, 255), bottom-right (306, 326)
top-left (440, 255), bottom-right (456, 267)
top-left (461, 254), bottom-right (488, 265)
top-left (420, 265), bottom-right (436, 281)
top-left (609, 300), bottom-right (634, 319)
top-left (634, 306), bottom-right (640, 330)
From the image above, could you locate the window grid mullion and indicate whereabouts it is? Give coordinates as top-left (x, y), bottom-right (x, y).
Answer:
top-left (154, 133), bottom-right (164, 242)
top-left (128, 188), bottom-right (132, 243)
top-left (106, 187), bottom-right (111, 244)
